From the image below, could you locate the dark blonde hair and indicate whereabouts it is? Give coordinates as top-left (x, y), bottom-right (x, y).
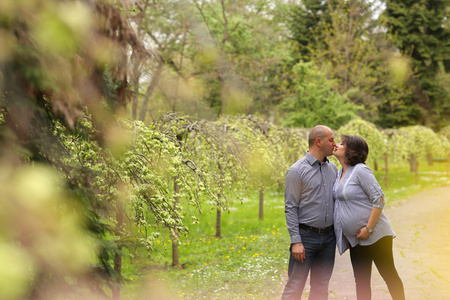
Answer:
top-left (341, 135), bottom-right (369, 166)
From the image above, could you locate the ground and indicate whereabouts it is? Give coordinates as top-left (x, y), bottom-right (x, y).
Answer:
top-left (281, 185), bottom-right (450, 299)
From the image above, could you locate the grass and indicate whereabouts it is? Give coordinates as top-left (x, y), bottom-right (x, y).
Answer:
top-left (121, 191), bottom-right (290, 299)
top-left (372, 160), bottom-right (450, 205)
top-left (120, 161), bottom-right (449, 300)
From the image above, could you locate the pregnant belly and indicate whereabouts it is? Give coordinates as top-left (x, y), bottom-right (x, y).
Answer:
top-left (339, 211), bottom-right (371, 236)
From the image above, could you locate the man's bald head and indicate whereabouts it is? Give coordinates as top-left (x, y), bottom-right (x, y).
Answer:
top-left (308, 125), bottom-right (331, 148)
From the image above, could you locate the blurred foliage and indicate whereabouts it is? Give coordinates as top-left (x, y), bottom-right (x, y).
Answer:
top-left (0, 0), bottom-right (154, 297)
top-left (1, 0), bottom-right (449, 298)
top-left (123, 0), bottom-right (449, 129)
top-left (288, 0), bottom-right (333, 62)
top-left (382, 0), bottom-right (450, 129)
top-left (0, 165), bottom-right (97, 299)
top-left (337, 119), bottom-right (385, 169)
top-left (128, 0), bottom-right (290, 121)
top-left (280, 61), bottom-right (361, 129)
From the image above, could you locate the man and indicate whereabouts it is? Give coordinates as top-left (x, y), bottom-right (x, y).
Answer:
top-left (282, 125), bottom-right (338, 300)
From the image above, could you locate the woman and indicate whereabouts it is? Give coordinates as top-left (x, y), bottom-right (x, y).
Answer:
top-left (333, 135), bottom-right (405, 300)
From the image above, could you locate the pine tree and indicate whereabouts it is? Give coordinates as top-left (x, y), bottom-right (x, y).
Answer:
top-left (289, 0), bottom-right (334, 61)
top-left (383, 0), bottom-right (450, 129)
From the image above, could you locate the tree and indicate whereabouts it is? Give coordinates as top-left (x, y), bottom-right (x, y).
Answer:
top-left (154, 114), bottom-right (249, 239)
top-left (396, 126), bottom-right (441, 183)
top-left (0, 0), bottom-right (174, 297)
top-left (129, 0), bottom-right (198, 121)
top-left (383, 0), bottom-right (450, 129)
top-left (338, 119), bottom-right (385, 171)
top-left (221, 116), bottom-right (286, 220)
top-left (129, 0), bottom-right (291, 121)
top-left (439, 125), bottom-right (450, 174)
top-left (310, 0), bottom-right (409, 123)
top-left (280, 61), bottom-right (361, 129)
top-left (288, 0), bottom-right (333, 61)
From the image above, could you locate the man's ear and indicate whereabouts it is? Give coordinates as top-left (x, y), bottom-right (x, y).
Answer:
top-left (315, 137), bottom-right (322, 147)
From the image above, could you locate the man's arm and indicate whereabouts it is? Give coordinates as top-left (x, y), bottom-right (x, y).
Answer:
top-left (284, 169), bottom-right (304, 262)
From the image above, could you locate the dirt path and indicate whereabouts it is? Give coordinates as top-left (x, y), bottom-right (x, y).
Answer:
top-left (281, 186), bottom-right (450, 299)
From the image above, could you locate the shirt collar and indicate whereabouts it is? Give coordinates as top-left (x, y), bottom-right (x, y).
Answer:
top-left (305, 151), bottom-right (329, 165)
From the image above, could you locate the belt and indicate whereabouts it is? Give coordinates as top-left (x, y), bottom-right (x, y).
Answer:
top-left (299, 224), bottom-right (334, 235)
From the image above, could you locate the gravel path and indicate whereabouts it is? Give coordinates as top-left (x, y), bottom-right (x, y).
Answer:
top-left (281, 185), bottom-right (450, 299)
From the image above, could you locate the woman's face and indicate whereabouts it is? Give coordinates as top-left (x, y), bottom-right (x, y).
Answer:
top-left (333, 140), bottom-right (346, 159)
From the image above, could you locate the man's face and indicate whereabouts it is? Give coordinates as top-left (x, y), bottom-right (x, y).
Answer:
top-left (320, 129), bottom-right (337, 157)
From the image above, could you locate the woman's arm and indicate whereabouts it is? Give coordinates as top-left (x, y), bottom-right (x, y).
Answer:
top-left (357, 201), bottom-right (383, 240)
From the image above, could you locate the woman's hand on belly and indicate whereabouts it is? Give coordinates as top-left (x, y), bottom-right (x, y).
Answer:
top-left (342, 217), bottom-right (367, 237)
top-left (356, 226), bottom-right (370, 240)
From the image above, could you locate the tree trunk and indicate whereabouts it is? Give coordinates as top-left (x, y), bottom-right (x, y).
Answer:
top-left (113, 200), bottom-right (124, 300)
top-left (447, 153), bottom-right (450, 176)
top-left (131, 95), bottom-right (138, 120)
top-left (216, 194), bottom-right (222, 238)
top-left (426, 153), bottom-right (433, 166)
top-left (374, 159), bottom-right (378, 171)
top-left (259, 185), bottom-right (264, 220)
top-left (415, 159), bottom-right (419, 185)
top-left (130, 54), bottom-right (140, 120)
top-left (172, 175), bottom-right (180, 267)
top-left (172, 134), bottom-right (183, 266)
top-left (409, 155), bottom-right (417, 172)
top-left (216, 159), bottom-right (223, 238)
top-left (139, 62), bottom-right (163, 122)
top-left (384, 152), bottom-right (388, 188)
top-left (113, 252), bottom-right (122, 300)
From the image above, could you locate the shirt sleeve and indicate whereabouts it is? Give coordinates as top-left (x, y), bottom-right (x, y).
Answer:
top-left (356, 164), bottom-right (385, 209)
top-left (284, 169), bottom-right (302, 244)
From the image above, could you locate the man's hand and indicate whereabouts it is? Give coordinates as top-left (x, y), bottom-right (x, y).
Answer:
top-left (292, 242), bottom-right (305, 263)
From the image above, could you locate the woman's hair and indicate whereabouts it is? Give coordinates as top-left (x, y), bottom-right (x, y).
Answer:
top-left (341, 135), bottom-right (369, 166)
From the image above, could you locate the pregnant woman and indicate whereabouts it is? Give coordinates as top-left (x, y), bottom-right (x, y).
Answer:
top-left (333, 135), bottom-right (405, 300)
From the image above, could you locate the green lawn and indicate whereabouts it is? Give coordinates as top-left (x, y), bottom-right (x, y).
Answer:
top-left (121, 160), bottom-right (449, 299)
top-left (373, 160), bottom-right (450, 205)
